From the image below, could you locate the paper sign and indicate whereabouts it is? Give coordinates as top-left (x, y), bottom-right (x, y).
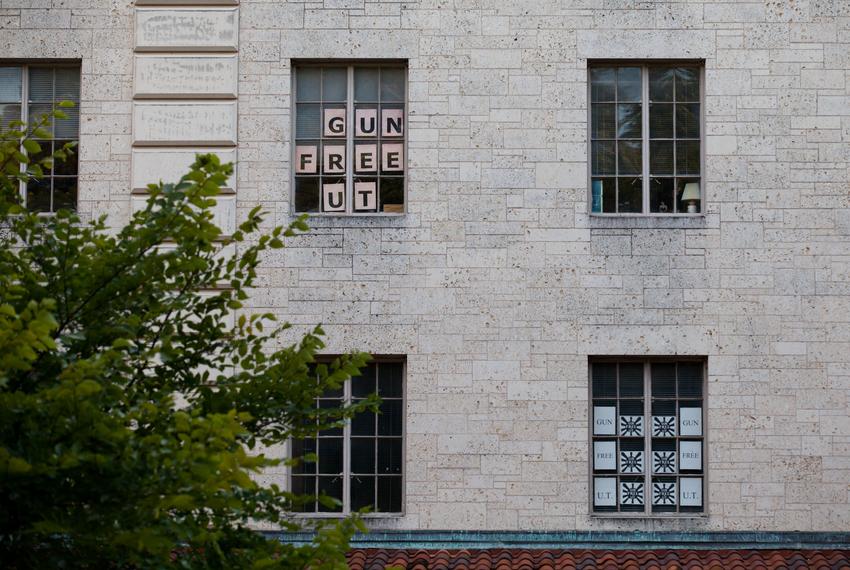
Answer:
top-left (355, 108), bottom-right (377, 137)
top-left (382, 143), bottom-right (403, 172)
top-left (680, 407), bottom-right (702, 436)
top-left (679, 441), bottom-right (702, 471)
top-left (324, 108), bottom-right (345, 137)
top-left (295, 145), bottom-right (317, 174)
top-left (652, 481), bottom-right (676, 506)
top-left (593, 441), bottom-right (616, 471)
top-left (322, 182), bottom-right (345, 212)
top-left (593, 406), bottom-right (616, 435)
top-left (323, 144), bottom-right (345, 174)
top-left (353, 181), bottom-right (377, 212)
top-left (355, 144), bottom-right (377, 173)
top-left (382, 108), bottom-right (404, 137)
top-left (593, 477), bottom-right (616, 507)
top-left (619, 450), bottom-right (644, 474)
top-left (680, 477), bottom-right (702, 506)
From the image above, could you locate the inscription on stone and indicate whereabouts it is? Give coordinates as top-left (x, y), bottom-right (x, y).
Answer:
top-left (134, 55), bottom-right (238, 98)
top-left (136, 8), bottom-right (238, 52)
top-left (133, 102), bottom-right (237, 145)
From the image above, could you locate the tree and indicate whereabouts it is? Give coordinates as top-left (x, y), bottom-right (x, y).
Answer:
top-left (0, 108), bottom-right (374, 568)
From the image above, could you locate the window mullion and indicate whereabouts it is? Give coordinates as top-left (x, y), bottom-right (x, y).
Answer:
top-left (20, 64), bottom-right (28, 207)
top-left (343, 374), bottom-right (351, 514)
top-left (345, 65), bottom-right (354, 213)
top-left (644, 361), bottom-right (651, 515)
top-left (641, 66), bottom-right (650, 214)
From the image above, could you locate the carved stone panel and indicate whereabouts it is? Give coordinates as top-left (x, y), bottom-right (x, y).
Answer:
top-left (132, 148), bottom-right (237, 190)
top-left (133, 102), bottom-right (237, 146)
top-left (135, 8), bottom-right (238, 52)
top-left (134, 55), bottom-right (238, 98)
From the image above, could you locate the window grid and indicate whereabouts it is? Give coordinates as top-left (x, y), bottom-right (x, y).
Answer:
top-left (589, 63), bottom-right (703, 216)
top-left (292, 63), bottom-right (406, 215)
top-left (0, 64), bottom-right (80, 213)
top-left (590, 359), bottom-right (705, 516)
top-left (291, 360), bottom-right (404, 516)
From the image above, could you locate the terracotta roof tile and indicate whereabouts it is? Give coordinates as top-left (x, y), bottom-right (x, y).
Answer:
top-left (346, 549), bottom-right (850, 570)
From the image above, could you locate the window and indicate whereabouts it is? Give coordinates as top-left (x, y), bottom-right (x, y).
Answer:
top-left (0, 64), bottom-right (80, 213)
top-left (292, 63), bottom-right (406, 214)
top-left (291, 360), bottom-right (404, 515)
top-left (589, 63), bottom-right (703, 215)
top-left (590, 359), bottom-right (705, 515)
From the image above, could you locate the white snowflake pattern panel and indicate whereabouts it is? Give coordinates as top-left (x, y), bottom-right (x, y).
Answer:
top-left (652, 481), bottom-right (677, 506)
top-left (652, 450), bottom-right (677, 474)
top-left (619, 450), bottom-right (644, 474)
top-left (619, 481), bottom-right (645, 506)
top-left (619, 415), bottom-right (644, 437)
top-left (652, 415), bottom-right (677, 437)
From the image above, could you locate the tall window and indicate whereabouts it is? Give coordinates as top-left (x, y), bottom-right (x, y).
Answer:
top-left (291, 360), bottom-right (404, 515)
top-left (292, 63), bottom-right (406, 215)
top-left (0, 64), bottom-right (80, 213)
top-left (589, 64), bottom-right (703, 215)
top-left (590, 359), bottom-right (705, 515)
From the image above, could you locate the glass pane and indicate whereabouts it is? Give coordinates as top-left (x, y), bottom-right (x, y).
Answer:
top-left (676, 141), bottom-right (700, 175)
top-left (591, 141), bottom-right (615, 175)
top-left (590, 68), bottom-right (615, 102)
top-left (617, 104), bottom-right (641, 138)
top-left (54, 106), bottom-right (79, 138)
top-left (649, 104), bottom-right (673, 138)
top-left (619, 363), bottom-right (643, 398)
top-left (295, 103), bottom-right (320, 138)
top-left (26, 179), bottom-right (51, 213)
top-left (677, 177), bottom-right (701, 213)
top-left (650, 178), bottom-right (675, 213)
top-left (322, 68), bottom-right (347, 102)
top-left (352, 363), bottom-right (377, 398)
top-left (318, 399), bottom-right (342, 436)
top-left (296, 67), bottom-right (321, 101)
top-left (592, 177), bottom-right (616, 213)
top-left (317, 438), bottom-right (343, 474)
top-left (0, 104), bottom-right (21, 128)
top-left (676, 103), bottom-right (700, 138)
top-left (351, 410), bottom-right (376, 436)
top-left (290, 476), bottom-right (315, 511)
top-left (294, 178), bottom-right (319, 213)
top-left (617, 177), bottom-right (642, 213)
top-left (378, 399), bottom-right (403, 436)
top-left (591, 104), bottom-right (615, 139)
top-left (355, 67), bottom-right (379, 101)
top-left (380, 177), bottom-right (404, 212)
top-left (54, 68), bottom-right (80, 102)
top-left (676, 68), bottom-right (699, 101)
top-left (351, 438), bottom-right (376, 474)
top-left (651, 363), bottom-right (676, 397)
top-left (649, 141), bottom-right (673, 175)
top-left (649, 68), bottom-right (674, 101)
top-left (377, 476), bottom-right (402, 512)
top-left (317, 476), bottom-right (343, 512)
top-left (380, 68), bottom-right (405, 102)
top-left (53, 141), bottom-right (77, 176)
top-left (377, 439), bottom-right (402, 474)
top-left (617, 67), bottom-right (641, 102)
top-left (351, 476), bottom-right (375, 511)
top-left (592, 363), bottom-right (617, 397)
top-left (28, 68), bottom-right (53, 102)
top-left (291, 439), bottom-right (317, 474)
top-left (378, 362), bottom-right (403, 398)
top-left (0, 67), bottom-right (22, 102)
top-left (53, 178), bottom-right (76, 212)
top-left (677, 362), bottom-right (703, 397)
top-left (28, 139), bottom-right (51, 170)
top-left (617, 141), bottom-right (641, 175)
top-left (29, 104), bottom-right (54, 135)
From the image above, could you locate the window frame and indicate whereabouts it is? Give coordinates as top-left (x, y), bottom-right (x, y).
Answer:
top-left (1, 61), bottom-right (81, 213)
top-left (587, 356), bottom-right (708, 519)
top-left (586, 61), bottom-right (706, 217)
top-left (288, 356), bottom-right (406, 518)
top-left (290, 60), bottom-right (408, 217)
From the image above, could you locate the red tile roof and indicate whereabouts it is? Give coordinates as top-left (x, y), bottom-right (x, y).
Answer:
top-left (346, 548), bottom-right (850, 569)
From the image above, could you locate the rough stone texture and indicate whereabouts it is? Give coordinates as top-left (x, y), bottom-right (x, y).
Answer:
top-left (4, 0), bottom-right (850, 533)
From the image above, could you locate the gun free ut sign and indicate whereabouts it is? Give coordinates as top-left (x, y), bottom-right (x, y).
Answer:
top-left (295, 107), bottom-right (404, 213)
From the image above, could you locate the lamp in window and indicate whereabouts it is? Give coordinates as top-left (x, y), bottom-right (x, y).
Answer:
top-left (681, 182), bottom-right (700, 213)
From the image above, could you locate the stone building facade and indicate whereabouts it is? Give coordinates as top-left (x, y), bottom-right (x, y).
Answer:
top-left (3, 0), bottom-right (849, 539)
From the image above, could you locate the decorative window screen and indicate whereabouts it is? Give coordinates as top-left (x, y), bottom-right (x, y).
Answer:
top-left (0, 65), bottom-right (80, 213)
top-left (589, 64), bottom-right (702, 214)
top-left (291, 360), bottom-right (404, 514)
top-left (591, 359), bottom-right (705, 515)
top-left (292, 63), bottom-right (406, 214)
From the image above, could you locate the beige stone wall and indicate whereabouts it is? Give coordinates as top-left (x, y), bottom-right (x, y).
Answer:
top-left (4, 0), bottom-right (850, 532)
